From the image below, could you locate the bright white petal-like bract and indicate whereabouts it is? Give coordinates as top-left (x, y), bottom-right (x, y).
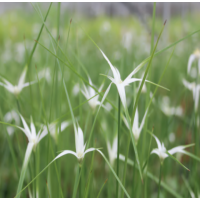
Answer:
top-left (18, 66), bottom-right (27, 89)
top-left (100, 49), bottom-right (120, 80)
top-left (187, 54), bottom-right (196, 75)
top-left (116, 84), bottom-right (126, 109)
top-left (53, 150), bottom-right (78, 162)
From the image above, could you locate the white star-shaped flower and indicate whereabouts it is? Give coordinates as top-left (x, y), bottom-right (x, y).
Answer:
top-left (4, 110), bottom-right (20, 136)
top-left (123, 107), bottom-right (148, 144)
top-left (99, 49), bottom-right (161, 109)
top-left (53, 121), bottom-right (96, 166)
top-left (187, 49), bottom-right (200, 77)
top-left (107, 135), bottom-right (118, 167)
top-left (183, 79), bottom-right (200, 112)
top-left (151, 134), bottom-right (193, 164)
top-left (0, 66), bottom-right (36, 97)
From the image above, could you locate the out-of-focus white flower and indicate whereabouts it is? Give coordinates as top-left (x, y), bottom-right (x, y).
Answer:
top-left (107, 135), bottom-right (118, 167)
top-left (52, 121), bottom-right (96, 166)
top-left (151, 134), bottom-right (194, 164)
top-left (100, 21), bottom-right (111, 35)
top-left (160, 96), bottom-right (183, 117)
top-left (43, 120), bottom-right (72, 143)
top-left (122, 31), bottom-right (133, 51)
top-left (14, 43), bottom-right (25, 63)
top-left (99, 48), bottom-right (151, 109)
top-left (4, 110), bottom-right (20, 136)
top-left (168, 132), bottom-right (175, 143)
top-left (37, 67), bottom-right (51, 84)
top-left (0, 66), bottom-right (36, 97)
top-left (123, 107), bottom-right (148, 144)
top-left (183, 79), bottom-right (200, 112)
top-left (81, 76), bottom-right (111, 111)
top-left (72, 83), bottom-right (80, 96)
top-left (187, 49), bottom-right (200, 77)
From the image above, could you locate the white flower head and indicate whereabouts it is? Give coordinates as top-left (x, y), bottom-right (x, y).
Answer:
top-left (0, 66), bottom-right (36, 97)
top-left (183, 79), bottom-right (200, 112)
top-left (44, 120), bottom-right (71, 143)
top-left (99, 49), bottom-right (148, 109)
top-left (151, 134), bottom-right (193, 164)
top-left (4, 110), bottom-right (20, 136)
top-left (107, 135), bottom-right (118, 167)
top-left (53, 121), bottom-right (96, 167)
top-left (123, 107), bottom-right (148, 144)
top-left (187, 49), bottom-right (200, 77)
top-left (81, 77), bottom-right (103, 110)
top-left (17, 115), bottom-right (50, 151)
top-left (37, 67), bottom-right (51, 84)
top-left (81, 76), bottom-right (112, 111)
top-left (160, 96), bottom-right (183, 117)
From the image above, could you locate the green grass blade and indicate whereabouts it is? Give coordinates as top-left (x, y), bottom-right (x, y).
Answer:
top-left (166, 151), bottom-right (190, 171)
top-left (119, 154), bottom-right (182, 198)
top-left (27, 2), bottom-right (52, 66)
top-left (131, 21), bottom-right (166, 124)
top-left (16, 143), bottom-right (34, 197)
top-left (96, 150), bottom-right (130, 198)
top-left (97, 179), bottom-right (108, 198)
top-left (182, 150), bottom-right (200, 162)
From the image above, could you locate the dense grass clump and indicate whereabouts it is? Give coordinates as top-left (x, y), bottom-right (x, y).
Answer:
top-left (0, 2), bottom-right (200, 198)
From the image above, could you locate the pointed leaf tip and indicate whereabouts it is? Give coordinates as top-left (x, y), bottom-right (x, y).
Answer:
top-left (164, 20), bottom-right (167, 25)
top-left (58, 35), bottom-right (60, 41)
top-left (105, 178), bottom-right (108, 184)
top-left (70, 18), bottom-right (72, 24)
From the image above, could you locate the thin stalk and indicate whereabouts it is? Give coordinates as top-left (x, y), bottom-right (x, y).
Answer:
top-left (84, 149), bottom-right (95, 197)
top-left (46, 179), bottom-right (51, 198)
top-left (143, 1), bottom-right (156, 180)
top-left (72, 166), bottom-right (80, 197)
top-left (97, 179), bottom-right (108, 198)
top-left (33, 152), bottom-right (36, 198)
top-left (36, 144), bottom-right (40, 197)
top-left (144, 126), bottom-right (154, 197)
top-left (121, 134), bottom-right (131, 198)
top-left (79, 166), bottom-right (81, 198)
top-left (116, 95), bottom-right (121, 198)
top-left (158, 163), bottom-right (162, 198)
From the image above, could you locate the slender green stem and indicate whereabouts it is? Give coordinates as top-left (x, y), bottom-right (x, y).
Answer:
top-left (158, 163), bottom-right (162, 198)
top-left (79, 166), bottom-right (81, 198)
top-left (121, 134), bottom-right (131, 198)
top-left (144, 127), bottom-right (154, 197)
top-left (97, 179), bottom-right (108, 198)
top-left (116, 95), bottom-right (121, 198)
top-left (143, 1), bottom-right (156, 176)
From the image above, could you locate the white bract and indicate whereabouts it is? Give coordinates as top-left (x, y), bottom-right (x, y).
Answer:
top-left (53, 121), bottom-right (96, 166)
top-left (4, 110), bottom-right (20, 136)
top-left (81, 77), bottom-right (104, 110)
top-left (123, 107), bottom-right (148, 144)
top-left (99, 49), bottom-right (156, 109)
top-left (187, 49), bottom-right (200, 77)
top-left (106, 135), bottom-right (118, 167)
top-left (43, 120), bottom-right (71, 143)
top-left (183, 79), bottom-right (200, 112)
top-left (17, 115), bottom-right (49, 152)
top-left (37, 67), bottom-right (51, 84)
top-left (160, 96), bottom-right (183, 117)
top-left (151, 134), bottom-right (193, 164)
top-left (0, 66), bottom-right (36, 97)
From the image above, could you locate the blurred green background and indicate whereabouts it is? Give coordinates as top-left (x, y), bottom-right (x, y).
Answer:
top-left (0, 2), bottom-right (200, 198)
